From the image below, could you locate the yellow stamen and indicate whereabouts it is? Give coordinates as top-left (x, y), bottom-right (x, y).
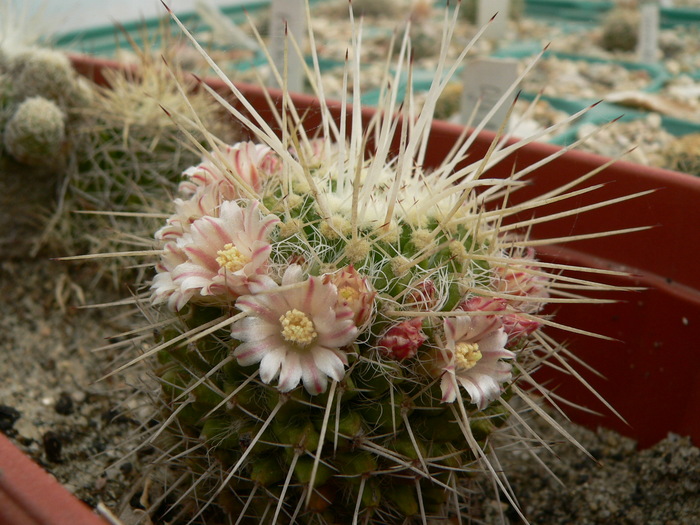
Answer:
top-left (454, 342), bottom-right (482, 371)
top-left (339, 286), bottom-right (359, 304)
top-left (279, 309), bottom-right (317, 346)
top-left (216, 243), bottom-right (249, 272)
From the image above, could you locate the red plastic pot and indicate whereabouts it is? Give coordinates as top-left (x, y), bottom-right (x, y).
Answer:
top-left (0, 433), bottom-right (108, 525)
top-left (3, 53), bottom-right (698, 524)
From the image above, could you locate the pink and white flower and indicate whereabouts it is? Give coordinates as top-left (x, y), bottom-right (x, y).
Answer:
top-left (155, 184), bottom-right (227, 241)
top-left (231, 265), bottom-right (358, 395)
top-left (179, 141), bottom-right (280, 198)
top-left (151, 199), bottom-right (279, 310)
top-left (151, 240), bottom-right (189, 311)
top-left (438, 313), bottom-right (514, 409)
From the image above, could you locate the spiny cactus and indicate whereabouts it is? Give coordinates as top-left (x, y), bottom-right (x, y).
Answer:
top-left (662, 133), bottom-right (700, 176)
top-left (460, 0), bottom-right (525, 23)
top-left (0, 45), bottom-right (86, 168)
top-left (51, 32), bottom-right (241, 283)
top-left (600, 7), bottom-right (641, 52)
top-left (10, 48), bottom-right (86, 107)
top-left (3, 96), bottom-right (66, 166)
top-left (101, 3), bottom-right (641, 524)
top-left (434, 82), bottom-right (463, 121)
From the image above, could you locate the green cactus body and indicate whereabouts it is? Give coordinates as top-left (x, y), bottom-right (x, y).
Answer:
top-left (146, 132), bottom-right (555, 523)
top-left (11, 48), bottom-right (81, 107)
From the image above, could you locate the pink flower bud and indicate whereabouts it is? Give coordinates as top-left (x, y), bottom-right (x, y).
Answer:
top-left (325, 266), bottom-right (375, 329)
top-left (378, 318), bottom-right (426, 360)
top-left (404, 279), bottom-right (438, 310)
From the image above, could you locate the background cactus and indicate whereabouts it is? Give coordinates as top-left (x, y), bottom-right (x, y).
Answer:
top-left (46, 32), bottom-right (242, 282)
top-left (600, 7), bottom-right (641, 52)
top-left (460, 0), bottom-right (525, 23)
top-left (662, 133), bottom-right (700, 176)
top-left (3, 96), bottom-right (66, 166)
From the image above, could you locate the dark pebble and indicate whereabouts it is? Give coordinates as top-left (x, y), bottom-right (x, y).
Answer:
top-left (54, 393), bottom-right (74, 415)
top-left (0, 405), bottom-right (21, 432)
top-left (43, 431), bottom-right (63, 463)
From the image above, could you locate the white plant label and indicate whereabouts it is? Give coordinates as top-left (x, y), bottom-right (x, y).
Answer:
top-left (477, 0), bottom-right (510, 41)
top-left (269, 0), bottom-right (306, 93)
top-left (460, 58), bottom-right (519, 132)
top-left (637, 2), bottom-right (660, 63)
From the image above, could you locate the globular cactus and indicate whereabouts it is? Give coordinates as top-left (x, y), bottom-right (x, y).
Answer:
top-left (460, 0), bottom-right (525, 23)
top-left (662, 133), bottom-right (700, 176)
top-left (600, 7), bottom-right (641, 52)
top-left (10, 47), bottom-right (87, 109)
top-left (3, 96), bottom-right (66, 167)
top-left (148, 135), bottom-right (549, 524)
top-left (111, 3), bottom-right (636, 524)
top-left (343, 0), bottom-right (401, 17)
top-left (434, 82), bottom-right (463, 121)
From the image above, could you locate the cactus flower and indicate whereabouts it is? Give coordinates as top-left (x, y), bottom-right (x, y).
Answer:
top-left (152, 199), bottom-right (279, 310)
top-left (179, 141), bottom-right (280, 198)
top-left (231, 265), bottom-right (358, 395)
top-left (325, 265), bottom-right (376, 329)
top-left (439, 314), bottom-right (514, 409)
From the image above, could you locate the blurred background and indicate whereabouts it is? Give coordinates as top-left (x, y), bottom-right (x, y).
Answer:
top-left (28, 0), bottom-right (247, 32)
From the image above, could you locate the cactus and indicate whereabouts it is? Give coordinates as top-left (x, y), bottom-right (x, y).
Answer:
top-left (343, 0), bottom-right (401, 17)
top-left (434, 82), bottom-right (463, 121)
top-left (600, 7), bottom-right (641, 52)
top-left (101, 3), bottom-right (639, 524)
top-left (662, 133), bottom-right (700, 176)
top-left (3, 96), bottom-right (65, 167)
top-left (10, 48), bottom-right (83, 108)
top-left (46, 30), bottom-right (241, 281)
top-left (460, 0), bottom-right (525, 23)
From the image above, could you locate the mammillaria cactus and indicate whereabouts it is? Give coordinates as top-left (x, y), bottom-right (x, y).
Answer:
top-left (663, 133), bottom-right (700, 176)
top-left (600, 7), bottom-right (641, 52)
top-left (3, 96), bottom-right (65, 167)
top-left (104, 2), bottom-right (642, 523)
top-left (11, 48), bottom-right (84, 107)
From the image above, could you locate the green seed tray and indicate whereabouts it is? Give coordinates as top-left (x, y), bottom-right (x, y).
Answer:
top-left (55, 1), bottom-right (700, 142)
top-left (524, 0), bottom-right (700, 28)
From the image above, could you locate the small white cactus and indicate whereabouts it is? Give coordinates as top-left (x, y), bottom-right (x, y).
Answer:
top-left (3, 96), bottom-right (65, 167)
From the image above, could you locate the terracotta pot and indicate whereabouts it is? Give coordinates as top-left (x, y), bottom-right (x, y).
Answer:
top-left (0, 433), bottom-right (108, 525)
top-left (3, 53), bottom-right (698, 524)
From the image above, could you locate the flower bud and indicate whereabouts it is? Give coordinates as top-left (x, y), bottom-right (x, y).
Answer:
top-left (325, 265), bottom-right (375, 329)
top-left (378, 318), bottom-right (426, 360)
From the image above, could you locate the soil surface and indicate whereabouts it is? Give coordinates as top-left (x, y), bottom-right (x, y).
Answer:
top-left (1, 257), bottom-right (699, 524)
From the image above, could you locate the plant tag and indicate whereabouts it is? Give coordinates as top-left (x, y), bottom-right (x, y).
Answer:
top-left (637, 1), bottom-right (660, 63)
top-left (477, 0), bottom-right (510, 41)
top-left (269, 0), bottom-right (306, 93)
top-left (460, 58), bottom-right (519, 132)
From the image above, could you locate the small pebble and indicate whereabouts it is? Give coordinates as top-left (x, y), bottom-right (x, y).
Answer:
top-left (43, 430), bottom-right (63, 463)
top-left (0, 405), bottom-right (21, 432)
top-left (54, 392), bottom-right (74, 415)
